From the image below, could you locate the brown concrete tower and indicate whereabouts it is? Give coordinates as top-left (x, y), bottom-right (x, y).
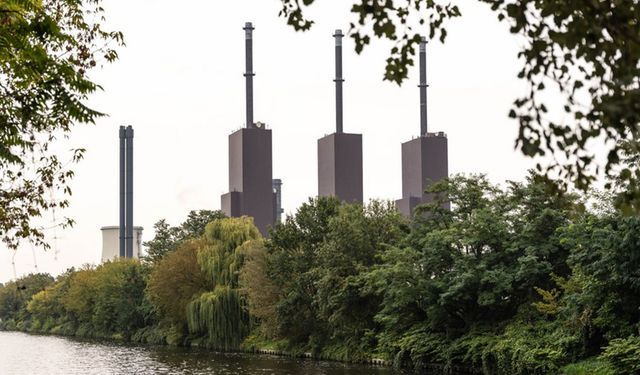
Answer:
top-left (396, 37), bottom-right (449, 216)
top-left (317, 29), bottom-right (363, 203)
top-left (221, 22), bottom-right (275, 236)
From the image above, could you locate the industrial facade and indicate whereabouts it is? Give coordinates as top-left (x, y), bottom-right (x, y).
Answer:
top-left (318, 133), bottom-right (363, 203)
top-left (317, 29), bottom-right (363, 203)
top-left (221, 22), bottom-right (275, 236)
top-left (396, 38), bottom-right (449, 216)
top-left (396, 133), bottom-right (449, 216)
top-left (221, 124), bottom-right (275, 236)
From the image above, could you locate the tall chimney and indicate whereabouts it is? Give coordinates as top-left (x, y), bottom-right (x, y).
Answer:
top-left (125, 126), bottom-right (134, 258)
top-left (334, 29), bottom-right (344, 134)
top-left (419, 37), bottom-right (428, 136)
top-left (272, 179), bottom-right (283, 223)
top-left (244, 22), bottom-right (255, 128)
top-left (119, 126), bottom-right (125, 258)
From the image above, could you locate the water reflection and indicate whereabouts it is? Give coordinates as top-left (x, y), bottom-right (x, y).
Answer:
top-left (0, 332), bottom-right (403, 374)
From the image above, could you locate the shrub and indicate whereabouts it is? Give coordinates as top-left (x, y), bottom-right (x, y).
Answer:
top-left (561, 358), bottom-right (615, 375)
top-left (600, 336), bottom-right (640, 374)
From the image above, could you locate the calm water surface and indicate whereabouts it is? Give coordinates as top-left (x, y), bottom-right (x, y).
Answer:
top-left (0, 331), bottom-right (405, 375)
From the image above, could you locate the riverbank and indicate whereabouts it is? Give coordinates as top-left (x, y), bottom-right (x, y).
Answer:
top-left (0, 331), bottom-right (401, 375)
top-left (0, 323), bottom-right (619, 375)
top-left (3, 191), bottom-right (639, 375)
top-left (0, 326), bottom-right (396, 370)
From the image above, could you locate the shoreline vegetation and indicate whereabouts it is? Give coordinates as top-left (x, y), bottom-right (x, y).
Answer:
top-left (1, 174), bottom-right (639, 374)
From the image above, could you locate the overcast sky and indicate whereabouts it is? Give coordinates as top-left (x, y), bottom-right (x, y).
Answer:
top-left (2, 0), bottom-right (536, 283)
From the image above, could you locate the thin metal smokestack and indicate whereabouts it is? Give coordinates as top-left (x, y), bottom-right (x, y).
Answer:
top-left (334, 29), bottom-right (344, 134)
top-left (419, 37), bottom-right (428, 136)
top-left (244, 22), bottom-right (255, 128)
top-left (125, 126), bottom-right (134, 258)
top-left (119, 126), bottom-right (125, 258)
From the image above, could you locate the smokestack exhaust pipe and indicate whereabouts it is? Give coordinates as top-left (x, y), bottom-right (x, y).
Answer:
top-left (334, 29), bottom-right (344, 134)
top-left (119, 126), bottom-right (125, 258)
top-left (244, 22), bottom-right (255, 128)
top-left (419, 37), bottom-right (428, 136)
top-left (125, 125), bottom-right (134, 258)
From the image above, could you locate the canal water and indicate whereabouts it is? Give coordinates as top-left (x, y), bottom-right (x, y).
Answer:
top-left (0, 331), bottom-right (404, 374)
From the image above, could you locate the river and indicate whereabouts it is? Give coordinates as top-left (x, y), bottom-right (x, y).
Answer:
top-left (0, 331), bottom-right (405, 374)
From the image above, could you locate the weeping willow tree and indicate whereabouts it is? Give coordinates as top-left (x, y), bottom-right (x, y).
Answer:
top-left (186, 217), bottom-right (261, 349)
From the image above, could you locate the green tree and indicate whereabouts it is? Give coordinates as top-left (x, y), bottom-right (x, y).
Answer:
top-left (143, 219), bottom-right (183, 263)
top-left (26, 269), bottom-right (75, 332)
top-left (0, 0), bottom-right (124, 249)
top-left (266, 197), bottom-right (405, 359)
top-left (0, 272), bottom-right (53, 327)
top-left (365, 174), bottom-right (579, 371)
top-left (238, 239), bottom-right (280, 338)
top-left (144, 210), bottom-right (226, 263)
top-left (315, 201), bottom-right (405, 358)
top-left (147, 239), bottom-right (209, 331)
top-left (267, 197), bottom-right (342, 345)
top-left (181, 210), bottom-right (226, 239)
top-left (62, 266), bottom-right (98, 327)
top-left (557, 213), bottom-right (640, 350)
top-left (277, 0), bottom-right (640, 209)
top-left (91, 260), bottom-right (148, 338)
top-left (185, 217), bottom-right (260, 350)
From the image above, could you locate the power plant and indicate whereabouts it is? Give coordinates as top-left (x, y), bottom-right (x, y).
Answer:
top-left (105, 24), bottom-right (450, 248)
top-left (317, 29), bottom-right (363, 203)
top-left (221, 22), bottom-right (276, 236)
top-left (396, 38), bottom-right (449, 216)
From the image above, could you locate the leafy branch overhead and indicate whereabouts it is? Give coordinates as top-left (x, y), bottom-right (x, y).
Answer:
top-left (0, 0), bottom-right (124, 249)
top-left (278, 0), bottom-right (640, 211)
top-left (279, 0), bottom-right (460, 84)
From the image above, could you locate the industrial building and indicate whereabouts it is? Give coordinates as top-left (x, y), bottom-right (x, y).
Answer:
top-left (396, 38), bottom-right (449, 216)
top-left (101, 226), bottom-right (143, 262)
top-left (221, 22), bottom-right (276, 236)
top-left (317, 29), bottom-right (363, 203)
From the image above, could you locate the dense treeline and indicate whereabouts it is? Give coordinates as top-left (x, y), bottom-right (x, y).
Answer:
top-left (1, 176), bottom-right (639, 374)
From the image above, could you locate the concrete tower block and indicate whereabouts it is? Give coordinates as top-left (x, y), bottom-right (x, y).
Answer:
top-left (396, 133), bottom-right (448, 216)
top-left (221, 126), bottom-right (275, 236)
top-left (318, 132), bottom-right (363, 203)
top-left (221, 191), bottom-right (242, 217)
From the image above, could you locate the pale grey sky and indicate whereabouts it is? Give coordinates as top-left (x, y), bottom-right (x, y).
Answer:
top-left (2, 0), bottom-right (535, 282)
